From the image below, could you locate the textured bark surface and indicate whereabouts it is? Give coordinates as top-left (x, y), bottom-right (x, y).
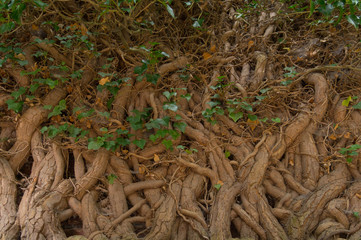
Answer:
top-left (1, 1), bottom-right (361, 239)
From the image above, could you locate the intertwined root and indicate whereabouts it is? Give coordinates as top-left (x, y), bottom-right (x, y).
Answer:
top-left (1, 1), bottom-right (361, 240)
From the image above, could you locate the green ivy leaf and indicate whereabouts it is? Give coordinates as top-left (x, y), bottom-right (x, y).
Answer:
top-left (173, 122), bottom-right (187, 133)
top-left (260, 88), bottom-right (271, 94)
top-left (116, 137), bottom-right (130, 147)
top-left (88, 138), bottom-right (104, 150)
top-left (352, 101), bottom-right (361, 109)
top-left (255, 96), bottom-right (267, 101)
top-left (48, 99), bottom-right (66, 118)
top-left (208, 101), bottom-right (220, 108)
top-left (107, 174), bottom-right (117, 185)
top-left (33, 0), bottom-right (48, 9)
top-left (133, 139), bottom-right (146, 149)
top-left (163, 102), bottom-right (178, 112)
top-left (177, 145), bottom-right (185, 150)
top-left (0, 22), bottom-right (16, 34)
top-left (10, 3), bottom-right (26, 23)
top-left (68, 125), bottom-right (82, 138)
top-left (116, 129), bottom-right (129, 135)
top-left (11, 87), bottom-right (27, 100)
top-left (241, 102), bottom-right (253, 112)
top-left (34, 78), bottom-right (58, 89)
top-left (346, 14), bottom-right (360, 28)
top-left (348, 144), bottom-right (361, 151)
top-left (149, 134), bottom-right (158, 143)
top-left (29, 84), bottom-right (40, 93)
top-left (225, 150), bottom-right (230, 158)
top-left (103, 141), bottom-right (116, 151)
top-left (145, 73), bottom-right (160, 85)
top-left (260, 117), bottom-right (268, 122)
top-left (40, 126), bottom-right (48, 134)
top-left (98, 111), bottom-right (110, 118)
top-left (214, 184), bottom-right (222, 190)
top-left (77, 109), bottom-right (95, 119)
top-left (342, 96), bottom-right (352, 106)
top-left (181, 93), bottom-right (191, 101)
top-left (229, 111), bottom-right (243, 122)
top-left (6, 99), bottom-right (23, 113)
top-left (271, 118), bottom-right (281, 123)
top-left (168, 129), bottom-right (180, 140)
top-left (134, 64), bottom-right (148, 74)
top-left (248, 114), bottom-right (258, 121)
top-left (166, 4), bottom-right (175, 18)
top-left (162, 139), bottom-right (173, 150)
top-left (281, 80), bottom-right (293, 86)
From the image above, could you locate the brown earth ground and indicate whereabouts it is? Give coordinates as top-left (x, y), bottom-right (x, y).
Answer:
top-left (1, 1), bottom-right (361, 239)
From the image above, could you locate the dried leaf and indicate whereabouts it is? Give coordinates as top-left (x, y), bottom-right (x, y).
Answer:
top-left (334, 123), bottom-right (339, 130)
top-left (95, 97), bottom-right (102, 105)
top-left (329, 134), bottom-right (337, 140)
top-left (31, 24), bottom-right (39, 30)
top-left (99, 77), bottom-right (110, 86)
top-left (247, 40), bottom-right (254, 50)
top-left (66, 85), bottom-right (73, 93)
top-left (356, 193), bottom-right (361, 199)
top-left (289, 158), bottom-right (294, 166)
top-left (81, 24), bottom-right (88, 36)
top-left (344, 132), bottom-right (351, 139)
top-left (51, 115), bottom-right (61, 123)
top-left (210, 45), bottom-right (216, 53)
top-left (86, 120), bottom-right (91, 128)
top-left (203, 52), bottom-right (212, 60)
top-left (139, 165), bottom-right (146, 174)
top-left (15, 53), bottom-right (25, 60)
top-left (154, 154), bottom-right (160, 162)
top-left (247, 118), bottom-right (259, 131)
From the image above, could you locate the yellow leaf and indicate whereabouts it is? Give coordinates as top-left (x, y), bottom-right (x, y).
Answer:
top-left (154, 154), bottom-right (160, 162)
top-left (70, 23), bottom-right (80, 31)
top-left (99, 77), bottom-right (110, 86)
top-left (121, 149), bottom-right (128, 154)
top-left (66, 85), bottom-right (73, 93)
top-left (344, 132), bottom-right (351, 139)
top-left (86, 121), bottom-right (92, 128)
top-left (216, 180), bottom-right (224, 186)
top-left (203, 52), bottom-right (212, 60)
top-left (247, 118), bottom-right (259, 131)
top-left (51, 115), bottom-right (61, 123)
top-left (15, 53), bottom-right (25, 61)
top-left (329, 134), bottom-right (337, 140)
top-left (31, 24), bottom-right (39, 30)
top-left (247, 40), bottom-right (254, 50)
top-left (210, 45), bottom-right (216, 53)
top-left (334, 124), bottom-right (339, 130)
top-left (95, 97), bottom-right (102, 105)
top-left (356, 193), bottom-right (361, 199)
top-left (289, 158), bottom-right (294, 166)
top-left (139, 165), bottom-right (146, 174)
top-left (81, 24), bottom-right (88, 36)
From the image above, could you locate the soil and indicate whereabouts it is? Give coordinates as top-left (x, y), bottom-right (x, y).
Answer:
top-left (1, 1), bottom-right (361, 240)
